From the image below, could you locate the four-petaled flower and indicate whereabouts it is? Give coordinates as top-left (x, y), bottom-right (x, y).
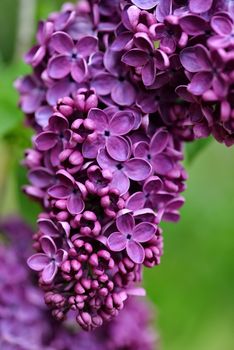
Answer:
top-left (82, 108), bottom-right (135, 161)
top-left (27, 236), bottom-right (67, 284)
top-left (48, 31), bottom-right (98, 82)
top-left (48, 170), bottom-right (87, 215)
top-left (108, 212), bottom-right (156, 264)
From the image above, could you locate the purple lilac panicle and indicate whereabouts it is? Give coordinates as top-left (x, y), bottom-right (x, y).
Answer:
top-left (23, 89), bottom-right (185, 329)
top-left (0, 218), bottom-right (157, 349)
top-left (20, 0), bottom-right (234, 331)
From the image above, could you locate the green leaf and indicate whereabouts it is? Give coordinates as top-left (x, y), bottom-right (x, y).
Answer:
top-left (186, 137), bottom-right (212, 165)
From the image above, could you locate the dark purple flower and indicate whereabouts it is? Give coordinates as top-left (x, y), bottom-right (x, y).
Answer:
top-left (14, 75), bottom-right (45, 114)
top-left (180, 44), bottom-right (228, 98)
top-left (92, 49), bottom-right (136, 106)
top-left (108, 212), bottom-right (156, 264)
top-left (97, 148), bottom-right (152, 194)
top-left (150, 15), bottom-right (188, 55)
top-left (48, 170), bottom-right (87, 215)
top-left (25, 21), bottom-right (54, 67)
top-left (27, 235), bottom-right (67, 284)
top-left (122, 32), bottom-right (169, 86)
top-left (85, 165), bottom-right (112, 196)
top-left (126, 176), bottom-right (163, 210)
top-left (82, 108), bottom-right (135, 160)
top-left (134, 128), bottom-right (173, 176)
top-left (48, 31), bottom-right (98, 82)
top-left (34, 113), bottom-right (73, 166)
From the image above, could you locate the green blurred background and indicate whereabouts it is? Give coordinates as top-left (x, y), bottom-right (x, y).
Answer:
top-left (0, 1), bottom-right (233, 349)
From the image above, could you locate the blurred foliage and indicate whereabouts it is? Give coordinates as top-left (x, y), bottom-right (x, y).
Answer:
top-left (0, 0), bottom-right (19, 62)
top-left (185, 137), bottom-right (212, 165)
top-left (0, 1), bottom-right (233, 350)
top-left (145, 142), bottom-right (234, 350)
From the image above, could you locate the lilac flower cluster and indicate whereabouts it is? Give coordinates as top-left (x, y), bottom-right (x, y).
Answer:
top-left (24, 87), bottom-right (185, 329)
top-left (16, 0), bottom-right (234, 145)
top-left (0, 217), bottom-right (157, 349)
top-left (16, 0), bottom-right (233, 331)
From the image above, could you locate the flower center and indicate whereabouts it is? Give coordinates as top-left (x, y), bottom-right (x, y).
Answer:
top-left (116, 164), bottom-right (123, 170)
top-left (104, 130), bottom-right (110, 137)
top-left (126, 234), bottom-right (132, 240)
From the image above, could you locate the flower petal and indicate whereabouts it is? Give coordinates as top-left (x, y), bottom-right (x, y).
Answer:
top-left (108, 232), bottom-right (127, 251)
top-left (76, 36), bottom-right (98, 57)
top-left (189, 0), bottom-right (213, 13)
top-left (48, 55), bottom-right (71, 79)
top-left (152, 154), bottom-right (174, 175)
top-left (91, 73), bottom-right (116, 96)
top-left (211, 15), bottom-right (232, 35)
top-left (179, 14), bottom-right (208, 35)
top-left (28, 168), bottom-right (53, 188)
top-left (97, 148), bottom-right (117, 171)
top-left (42, 261), bottom-right (57, 284)
top-left (111, 80), bottom-right (136, 106)
top-left (126, 240), bottom-right (145, 264)
top-left (106, 136), bottom-right (130, 161)
top-left (27, 253), bottom-right (50, 271)
top-left (131, 0), bottom-right (159, 10)
top-left (34, 132), bottom-right (57, 151)
top-left (134, 141), bottom-right (149, 159)
top-left (150, 128), bottom-right (169, 155)
top-left (126, 192), bottom-right (146, 211)
top-left (188, 71), bottom-right (213, 96)
top-left (142, 59), bottom-right (156, 86)
top-left (88, 108), bottom-right (108, 132)
top-left (48, 184), bottom-right (71, 199)
top-left (67, 193), bottom-right (84, 215)
top-left (133, 222), bottom-right (156, 242)
top-left (122, 49), bottom-right (149, 67)
top-left (116, 212), bottom-right (134, 234)
top-left (109, 111), bottom-right (135, 135)
top-left (71, 58), bottom-right (88, 83)
top-left (37, 219), bottom-right (59, 237)
top-left (40, 236), bottom-right (57, 256)
top-left (111, 171), bottom-right (130, 195)
top-left (55, 249), bottom-right (68, 265)
top-left (50, 31), bottom-right (74, 54)
top-left (124, 158), bottom-right (152, 181)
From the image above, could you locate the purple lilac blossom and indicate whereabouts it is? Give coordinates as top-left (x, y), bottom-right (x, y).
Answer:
top-left (19, 0), bottom-right (234, 331)
top-left (0, 218), bottom-right (157, 349)
top-left (22, 89), bottom-right (184, 329)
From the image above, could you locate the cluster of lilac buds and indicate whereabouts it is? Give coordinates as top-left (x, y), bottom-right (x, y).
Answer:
top-left (15, 0), bottom-right (234, 331)
top-left (0, 217), bottom-right (157, 349)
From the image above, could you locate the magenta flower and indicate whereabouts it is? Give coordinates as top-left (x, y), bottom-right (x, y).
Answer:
top-left (82, 108), bottom-right (135, 161)
top-left (180, 44), bottom-right (228, 98)
top-left (150, 15), bottom-right (188, 55)
top-left (25, 21), bottom-right (54, 67)
top-left (34, 113), bottom-right (72, 166)
top-left (27, 236), bottom-right (67, 284)
top-left (92, 49), bottom-right (136, 106)
top-left (126, 176), bottom-right (163, 211)
top-left (122, 32), bottom-right (169, 86)
top-left (108, 212), bottom-right (156, 264)
top-left (97, 149), bottom-right (152, 195)
top-left (48, 170), bottom-right (87, 215)
top-left (48, 31), bottom-right (98, 82)
top-left (134, 128), bottom-right (172, 176)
